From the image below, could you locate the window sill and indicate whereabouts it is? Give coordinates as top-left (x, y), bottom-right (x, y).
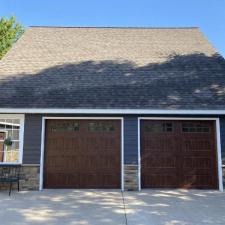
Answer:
top-left (0, 162), bottom-right (22, 165)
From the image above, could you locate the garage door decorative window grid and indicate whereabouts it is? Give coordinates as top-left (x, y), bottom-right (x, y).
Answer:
top-left (182, 123), bottom-right (210, 133)
top-left (145, 122), bottom-right (173, 133)
top-left (50, 121), bottom-right (79, 132)
top-left (88, 122), bottom-right (115, 131)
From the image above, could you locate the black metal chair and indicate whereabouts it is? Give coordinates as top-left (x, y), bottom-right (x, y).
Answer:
top-left (0, 165), bottom-right (21, 196)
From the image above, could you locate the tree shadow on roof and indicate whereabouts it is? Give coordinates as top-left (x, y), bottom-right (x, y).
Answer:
top-left (0, 53), bottom-right (225, 109)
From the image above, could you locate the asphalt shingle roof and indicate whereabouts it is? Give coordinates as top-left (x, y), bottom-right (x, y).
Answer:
top-left (0, 26), bottom-right (225, 109)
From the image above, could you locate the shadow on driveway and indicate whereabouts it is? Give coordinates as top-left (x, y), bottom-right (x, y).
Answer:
top-left (0, 190), bottom-right (126, 225)
top-left (124, 189), bottom-right (225, 225)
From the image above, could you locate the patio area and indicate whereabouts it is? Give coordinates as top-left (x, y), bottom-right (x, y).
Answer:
top-left (0, 189), bottom-right (225, 225)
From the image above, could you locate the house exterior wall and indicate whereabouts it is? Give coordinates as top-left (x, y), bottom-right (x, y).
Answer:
top-left (123, 117), bottom-right (139, 190)
top-left (1, 114), bottom-right (223, 191)
top-left (23, 114), bottom-right (42, 164)
top-left (124, 117), bottom-right (138, 164)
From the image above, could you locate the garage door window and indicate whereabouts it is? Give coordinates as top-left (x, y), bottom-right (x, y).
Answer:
top-left (0, 115), bottom-right (24, 164)
top-left (145, 122), bottom-right (173, 133)
top-left (88, 122), bottom-right (114, 131)
top-left (182, 123), bottom-right (210, 133)
top-left (50, 121), bottom-right (79, 132)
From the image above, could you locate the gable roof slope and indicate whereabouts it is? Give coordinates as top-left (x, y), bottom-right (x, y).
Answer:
top-left (0, 26), bottom-right (225, 110)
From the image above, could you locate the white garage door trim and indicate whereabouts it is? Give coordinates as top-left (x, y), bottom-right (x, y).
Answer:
top-left (138, 117), bottom-right (223, 192)
top-left (39, 117), bottom-right (124, 191)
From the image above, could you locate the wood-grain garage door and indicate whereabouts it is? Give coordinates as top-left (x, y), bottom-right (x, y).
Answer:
top-left (44, 119), bottom-right (121, 188)
top-left (141, 120), bottom-right (218, 189)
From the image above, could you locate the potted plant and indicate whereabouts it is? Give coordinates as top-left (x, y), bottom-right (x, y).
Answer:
top-left (4, 137), bottom-right (13, 146)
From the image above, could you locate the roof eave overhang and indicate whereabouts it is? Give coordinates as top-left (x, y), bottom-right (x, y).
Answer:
top-left (0, 108), bottom-right (225, 115)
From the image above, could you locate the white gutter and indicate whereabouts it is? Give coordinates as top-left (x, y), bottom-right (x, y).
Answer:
top-left (0, 108), bottom-right (225, 115)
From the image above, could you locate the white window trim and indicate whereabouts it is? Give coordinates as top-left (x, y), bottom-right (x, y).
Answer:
top-left (0, 131), bottom-right (8, 162)
top-left (39, 117), bottom-right (124, 191)
top-left (0, 114), bottom-right (24, 165)
top-left (137, 117), bottom-right (223, 192)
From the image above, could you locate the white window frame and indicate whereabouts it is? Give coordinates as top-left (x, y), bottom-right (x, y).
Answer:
top-left (138, 117), bottom-right (223, 192)
top-left (0, 114), bottom-right (25, 165)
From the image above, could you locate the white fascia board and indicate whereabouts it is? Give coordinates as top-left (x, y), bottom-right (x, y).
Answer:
top-left (0, 108), bottom-right (225, 115)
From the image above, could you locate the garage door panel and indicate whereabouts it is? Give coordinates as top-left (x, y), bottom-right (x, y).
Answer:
top-left (44, 119), bottom-right (121, 188)
top-left (182, 139), bottom-right (213, 152)
top-left (181, 175), bottom-right (216, 189)
top-left (142, 174), bottom-right (178, 188)
top-left (45, 172), bottom-right (120, 189)
top-left (85, 137), bottom-right (117, 151)
top-left (142, 139), bottom-right (177, 152)
top-left (183, 157), bottom-right (213, 169)
top-left (141, 120), bottom-right (218, 189)
top-left (142, 156), bottom-right (177, 169)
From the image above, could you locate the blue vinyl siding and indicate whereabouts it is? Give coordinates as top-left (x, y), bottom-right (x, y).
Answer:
top-left (23, 114), bottom-right (42, 164)
top-left (123, 117), bottom-right (138, 164)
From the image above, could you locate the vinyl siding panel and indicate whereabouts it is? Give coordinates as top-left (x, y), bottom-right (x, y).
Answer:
top-left (124, 117), bottom-right (138, 164)
top-left (23, 114), bottom-right (42, 164)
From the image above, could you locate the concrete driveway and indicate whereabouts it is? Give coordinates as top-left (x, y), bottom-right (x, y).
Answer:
top-left (0, 189), bottom-right (225, 225)
top-left (124, 190), bottom-right (225, 225)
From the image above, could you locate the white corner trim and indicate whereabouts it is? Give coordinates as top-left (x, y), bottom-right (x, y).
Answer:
top-left (138, 117), bottom-right (223, 191)
top-left (20, 116), bottom-right (25, 164)
top-left (216, 119), bottom-right (223, 191)
top-left (137, 118), bottom-right (141, 191)
top-left (121, 118), bottom-right (124, 191)
top-left (39, 117), bottom-right (45, 190)
top-left (39, 117), bottom-right (124, 191)
top-left (1, 108), bottom-right (225, 115)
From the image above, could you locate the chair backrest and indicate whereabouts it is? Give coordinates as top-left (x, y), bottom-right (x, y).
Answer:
top-left (0, 165), bottom-right (21, 179)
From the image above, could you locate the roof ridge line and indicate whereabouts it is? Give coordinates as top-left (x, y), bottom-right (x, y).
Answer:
top-left (29, 26), bottom-right (199, 29)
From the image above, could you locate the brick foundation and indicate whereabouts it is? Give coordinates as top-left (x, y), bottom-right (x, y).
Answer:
top-left (0, 165), bottom-right (40, 191)
top-left (19, 165), bottom-right (40, 190)
top-left (124, 164), bottom-right (139, 191)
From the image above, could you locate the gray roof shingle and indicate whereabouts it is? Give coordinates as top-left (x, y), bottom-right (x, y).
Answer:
top-left (0, 26), bottom-right (225, 109)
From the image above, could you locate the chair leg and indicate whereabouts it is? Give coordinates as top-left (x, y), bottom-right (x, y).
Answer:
top-left (9, 182), bottom-right (12, 196)
top-left (17, 180), bottom-right (19, 192)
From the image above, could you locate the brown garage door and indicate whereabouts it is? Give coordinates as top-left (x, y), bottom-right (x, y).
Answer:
top-left (141, 120), bottom-right (218, 189)
top-left (44, 119), bottom-right (121, 188)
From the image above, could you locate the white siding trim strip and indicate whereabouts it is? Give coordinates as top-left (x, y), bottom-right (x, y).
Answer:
top-left (216, 119), bottom-right (223, 191)
top-left (1, 108), bottom-right (225, 115)
top-left (137, 118), bottom-right (141, 191)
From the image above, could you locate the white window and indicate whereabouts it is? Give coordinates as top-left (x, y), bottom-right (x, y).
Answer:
top-left (0, 115), bottom-right (24, 164)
